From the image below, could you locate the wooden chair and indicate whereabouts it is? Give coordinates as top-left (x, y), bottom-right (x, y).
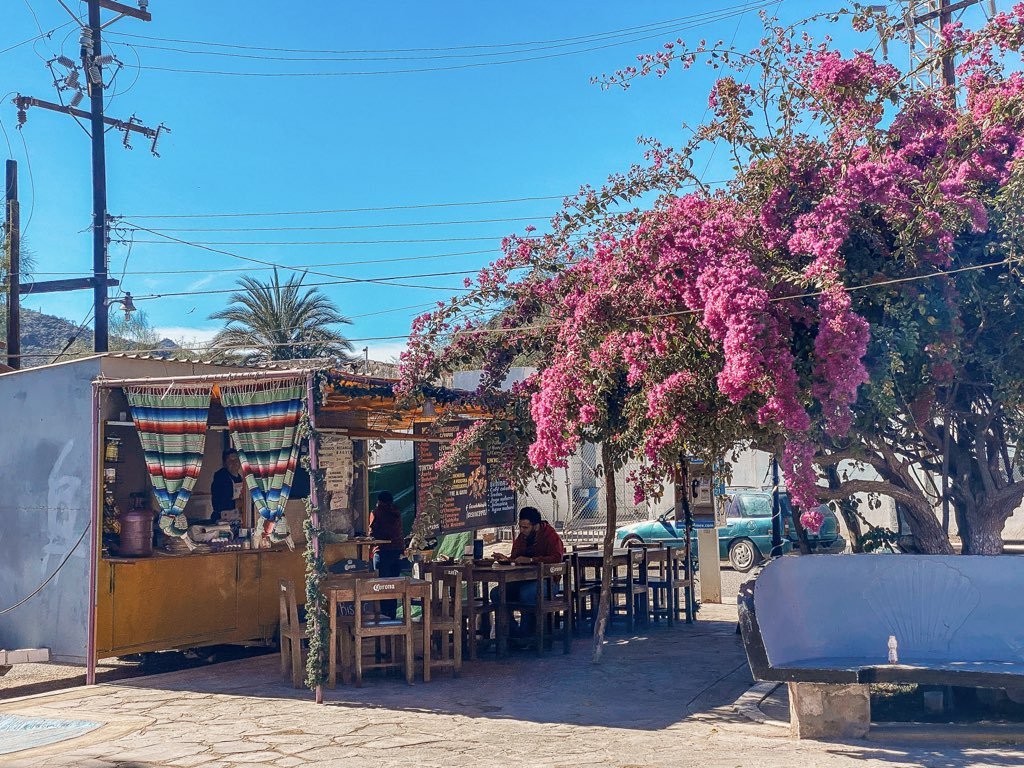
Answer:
top-left (425, 569), bottom-right (463, 678)
top-left (507, 563), bottom-right (573, 655)
top-left (568, 545), bottom-right (600, 635)
top-left (645, 544), bottom-right (680, 625)
top-left (327, 570), bottom-right (377, 688)
top-left (346, 577), bottom-right (415, 687)
top-left (610, 547), bottom-right (649, 632)
top-left (422, 562), bottom-right (494, 659)
top-left (279, 579), bottom-right (306, 688)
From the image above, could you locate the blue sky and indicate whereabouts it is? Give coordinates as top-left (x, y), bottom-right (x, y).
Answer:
top-left (1, 0), bottom-right (999, 361)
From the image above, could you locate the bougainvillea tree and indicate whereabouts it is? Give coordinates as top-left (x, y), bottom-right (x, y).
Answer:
top-left (400, 2), bottom-right (1024, 600)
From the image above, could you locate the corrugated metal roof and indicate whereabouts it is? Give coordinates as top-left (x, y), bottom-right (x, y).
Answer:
top-left (104, 352), bottom-right (321, 370)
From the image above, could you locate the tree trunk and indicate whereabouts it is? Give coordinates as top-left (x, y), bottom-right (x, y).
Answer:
top-left (958, 508), bottom-right (1006, 555)
top-left (960, 524), bottom-right (1005, 554)
top-left (825, 466), bottom-right (862, 552)
top-left (592, 442), bottom-right (617, 664)
top-left (899, 501), bottom-right (955, 554)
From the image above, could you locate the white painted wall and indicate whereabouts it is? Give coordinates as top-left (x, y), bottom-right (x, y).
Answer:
top-left (0, 358), bottom-right (100, 662)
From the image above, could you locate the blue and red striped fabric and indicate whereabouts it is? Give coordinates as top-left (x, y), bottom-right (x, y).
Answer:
top-left (125, 386), bottom-right (213, 537)
top-left (220, 378), bottom-right (305, 542)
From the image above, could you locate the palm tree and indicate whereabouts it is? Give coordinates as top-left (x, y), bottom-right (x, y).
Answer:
top-left (209, 269), bottom-right (354, 364)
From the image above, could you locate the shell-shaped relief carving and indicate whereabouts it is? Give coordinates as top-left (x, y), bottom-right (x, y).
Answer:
top-left (864, 558), bottom-right (980, 657)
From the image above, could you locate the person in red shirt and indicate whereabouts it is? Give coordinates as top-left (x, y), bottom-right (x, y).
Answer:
top-left (491, 507), bottom-right (565, 636)
top-left (493, 506), bottom-right (565, 566)
top-left (370, 491), bottom-right (404, 616)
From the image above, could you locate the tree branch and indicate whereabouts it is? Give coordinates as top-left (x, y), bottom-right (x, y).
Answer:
top-left (816, 478), bottom-right (931, 514)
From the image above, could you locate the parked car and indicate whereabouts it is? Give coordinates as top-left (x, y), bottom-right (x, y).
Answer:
top-left (613, 489), bottom-right (846, 572)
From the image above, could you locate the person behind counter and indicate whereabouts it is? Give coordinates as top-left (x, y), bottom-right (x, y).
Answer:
top-left (490, 506), bottom-right (565, 636)
top-left (369, 491), bottom-right (404, 617)
top-left (211, 448), bottom-right (244, 524)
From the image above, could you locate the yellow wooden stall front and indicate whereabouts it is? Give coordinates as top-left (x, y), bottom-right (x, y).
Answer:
top-left (94, 542), bottom-right (365, 658)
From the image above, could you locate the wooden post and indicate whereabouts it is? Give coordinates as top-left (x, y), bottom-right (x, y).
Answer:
top-left (5, 160), bottom-right (19, 369)
top-left (305, 373), bottom-right (325, 704)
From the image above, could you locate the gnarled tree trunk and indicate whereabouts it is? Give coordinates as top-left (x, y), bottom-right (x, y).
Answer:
top-left (592, 442), bottom-right (617, 664)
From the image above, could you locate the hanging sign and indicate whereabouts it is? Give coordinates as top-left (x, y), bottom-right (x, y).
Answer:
top-left (414, 420), bottom-right (517, 533)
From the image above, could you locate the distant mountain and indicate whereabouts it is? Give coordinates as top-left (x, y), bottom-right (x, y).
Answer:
top-left (9, 308), bottom-right (178, 368)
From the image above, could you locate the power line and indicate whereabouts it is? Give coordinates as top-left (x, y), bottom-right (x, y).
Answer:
top-left (129, 269), bottom-right (488, 301)
top-left (113, 179), bottom-right (731, 221)
top-left (121, 214), bottom-right (550, 233)
top-left (0, 21), bottom-right (77, 57)
top-left (27, 247), bottom-right (502, 277)
top-left (126, 5), bottom-right (776, 78)
top-left (9, 256), bottom-right (1013, 361)
top-left (104, 3), bottom-right (772, 57)
top-left (113, 223), bottom-right (488, 294)
top-left (119, 194), bottom-right (571, 219)
top-left (122, 235), bottom-right (537, 246)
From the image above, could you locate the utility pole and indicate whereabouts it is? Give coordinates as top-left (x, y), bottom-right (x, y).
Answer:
top-left (13, 0), bottom-right (163, 354)
top-left (87, 0), bottom-right (109, 353)
top-left (5, 160), bottom-right (20, 369)
top-left (905, 0), bottom-right (989, 89)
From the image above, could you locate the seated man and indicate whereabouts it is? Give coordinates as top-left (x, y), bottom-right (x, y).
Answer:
top-left (490, 507), bottom-right (565, 636)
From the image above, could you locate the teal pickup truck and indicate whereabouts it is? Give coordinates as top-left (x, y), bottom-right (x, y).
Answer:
top-left (613, 489), bottom-right (846, 572)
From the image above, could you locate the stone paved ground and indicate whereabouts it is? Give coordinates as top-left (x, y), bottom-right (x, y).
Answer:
top-left (2, 604), bottom-right (1023, 767)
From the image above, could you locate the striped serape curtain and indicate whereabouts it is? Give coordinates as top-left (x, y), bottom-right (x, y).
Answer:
top-left (220, 377), bottom-right (305, 549)
top-left (125, 385), bottom-right (213, 548)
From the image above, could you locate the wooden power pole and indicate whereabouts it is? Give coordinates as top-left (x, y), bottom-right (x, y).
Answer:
top-left (13, 0), bottom-right (163, 354)
top-left (87, 0), bottom-right (110, 353)
top-left (5, 160), bottom-right (19, 369)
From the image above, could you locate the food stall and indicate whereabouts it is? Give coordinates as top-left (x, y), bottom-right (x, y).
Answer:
top-left (0, 355), bottom-right (475, 685)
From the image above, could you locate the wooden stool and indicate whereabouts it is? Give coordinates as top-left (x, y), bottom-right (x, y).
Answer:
top-left (611, 547), bottom-right (649, 632)
top-left (423, 562), bottom-right (493, 659)
top-left (426, 569), bottom-right (463, 678)
top-left (568, 545), bottom-right (600, 634)
top-left (506, 563), bottom-right (572, 655)
top-left (278, 579), bottom-right (306, 688)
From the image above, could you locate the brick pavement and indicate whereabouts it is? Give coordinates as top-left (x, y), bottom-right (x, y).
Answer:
top-left (1, 604), bottom-right (1022, 767)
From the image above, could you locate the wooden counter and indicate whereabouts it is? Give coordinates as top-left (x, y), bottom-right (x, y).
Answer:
top-left (94, 542), bottom-right (361, 659)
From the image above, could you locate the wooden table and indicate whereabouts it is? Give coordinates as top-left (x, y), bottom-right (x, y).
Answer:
top-left (575, 548), bottom-right (634, 566)
top-left (342, 538), bottom-right (394, 562)
top-left (471, 564), bottom-right (538, 657)
top-left (325, 575), bottom-right (432, 686)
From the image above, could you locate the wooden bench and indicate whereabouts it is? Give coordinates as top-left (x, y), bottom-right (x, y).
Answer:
top-left (738, 555), bottom-right (1024, 739)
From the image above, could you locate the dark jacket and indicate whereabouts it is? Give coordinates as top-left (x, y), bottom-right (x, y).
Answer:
top-left (370, 503), bottom-right (404, 551)
top-left (211, 467), bottom-right (242, 519)
top-left (510, 521), bottom-right (565, 564)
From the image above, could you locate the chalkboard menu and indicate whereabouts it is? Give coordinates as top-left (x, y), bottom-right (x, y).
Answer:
top-left (414, 421), bottom-right (517, 533)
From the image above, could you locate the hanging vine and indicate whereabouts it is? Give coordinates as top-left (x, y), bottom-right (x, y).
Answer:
top-left (300, 370), bottom-right (329, 691)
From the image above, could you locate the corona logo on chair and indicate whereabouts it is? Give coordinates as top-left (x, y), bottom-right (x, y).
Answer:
top-left (372, 583), bottom-right (396, 592)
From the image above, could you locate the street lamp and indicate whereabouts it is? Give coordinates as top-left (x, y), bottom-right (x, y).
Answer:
top-left (105, 292), bottom-right (136, 321)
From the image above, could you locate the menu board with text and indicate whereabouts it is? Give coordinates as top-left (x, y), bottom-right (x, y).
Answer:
top-left (414, 421), bottom-right (516, 533)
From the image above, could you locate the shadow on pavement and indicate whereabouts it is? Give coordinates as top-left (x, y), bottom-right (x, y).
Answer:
top-left (112, 619), bottom-right (750, 731)
top-left (823, 744), bottom-right (1024, 768)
